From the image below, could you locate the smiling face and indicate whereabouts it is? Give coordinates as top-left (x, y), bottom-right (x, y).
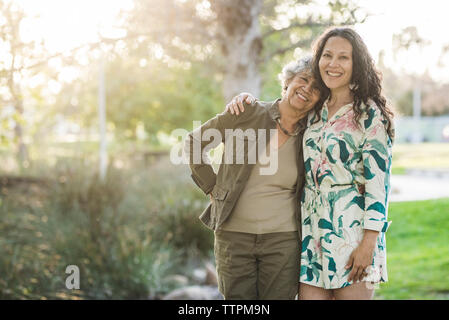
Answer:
top-left (284, 72), bottom-right (320, 112)
top-left (319, 36), bottom-right (353, 92)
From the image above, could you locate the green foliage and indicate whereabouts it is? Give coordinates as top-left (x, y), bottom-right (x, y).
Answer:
top-left (0, 158), bottom-right (213, 299)
top-left (53, 56), bottom-right (225, 143)
top-left (260, 55), bottom-right (286, 101)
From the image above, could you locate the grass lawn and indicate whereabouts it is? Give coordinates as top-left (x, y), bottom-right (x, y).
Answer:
top-left (375, 198), bottom-right (449, 300)
top-left (392, 143), bottom-right (449, 174)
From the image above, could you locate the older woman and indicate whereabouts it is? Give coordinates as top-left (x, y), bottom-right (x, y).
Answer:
top-left (227, 27), bottom-right (394, 300)
top-left (185, 57), bottom-right (320, 299)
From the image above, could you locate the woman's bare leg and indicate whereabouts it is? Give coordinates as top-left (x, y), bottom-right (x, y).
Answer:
top-left (298, 283), bottom-right (334, 300)
top-left (333, 281), bottom-right (375, 300)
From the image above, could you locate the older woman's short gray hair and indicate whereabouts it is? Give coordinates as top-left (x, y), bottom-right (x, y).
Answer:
top-left (278, 56), bottom-right (313, 94)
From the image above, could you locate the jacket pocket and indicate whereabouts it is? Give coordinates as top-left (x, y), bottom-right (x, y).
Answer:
top-left (210, 185), bottom-right (229, 229)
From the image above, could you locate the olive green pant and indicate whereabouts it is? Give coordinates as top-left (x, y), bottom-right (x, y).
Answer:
top-left (214, 230), bottom-right (300, 300)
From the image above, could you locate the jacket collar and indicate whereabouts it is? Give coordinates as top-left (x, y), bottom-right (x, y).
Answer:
top-left (267, 98), bottom-right (282, 121)
top-left (267, 98), bottom-right (308, 131)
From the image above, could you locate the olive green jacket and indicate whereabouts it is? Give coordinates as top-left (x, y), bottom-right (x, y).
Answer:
top-left (185, 100), bottom-right (307, 234)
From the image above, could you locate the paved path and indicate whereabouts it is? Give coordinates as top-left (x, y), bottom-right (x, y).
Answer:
top-left (390, 172), bottom-right (449, 202)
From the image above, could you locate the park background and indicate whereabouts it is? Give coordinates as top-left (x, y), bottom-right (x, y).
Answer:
top-left (0, 0), bottom-right (448, 300)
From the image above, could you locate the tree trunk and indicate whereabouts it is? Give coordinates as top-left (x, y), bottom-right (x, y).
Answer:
top-left (214, 0), bottom-right (263, 102)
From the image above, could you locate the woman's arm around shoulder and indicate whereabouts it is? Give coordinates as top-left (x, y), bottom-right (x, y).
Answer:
top-left (225, 92), bottom-right (258, 115)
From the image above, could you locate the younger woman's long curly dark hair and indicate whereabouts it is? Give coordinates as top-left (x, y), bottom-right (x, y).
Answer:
top-left (311, 27), bottom-right (395, 141)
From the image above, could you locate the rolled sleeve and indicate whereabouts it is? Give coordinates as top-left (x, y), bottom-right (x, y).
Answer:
top-left (363, 219), bottom-right (391, 233)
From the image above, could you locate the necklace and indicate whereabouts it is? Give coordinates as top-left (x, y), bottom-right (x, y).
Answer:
top-left (275, 117), bottom-right (301, 137)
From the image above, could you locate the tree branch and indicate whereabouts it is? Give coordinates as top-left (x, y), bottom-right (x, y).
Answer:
top-left (20, 32), bottom-right (153, 71)
top-left (22, 25), bottom-right (217, 72)
top-left (262, 20), bottom-right (332, 39)
top-left (261, 37), bottom-right (314, 64)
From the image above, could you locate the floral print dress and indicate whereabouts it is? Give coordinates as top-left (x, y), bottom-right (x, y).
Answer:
top-left (300, 99), bottom-right (393, 289)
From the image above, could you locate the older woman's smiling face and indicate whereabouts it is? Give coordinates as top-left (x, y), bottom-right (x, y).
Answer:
top-left (285, 72), bottom-right (320, 112)
top-left (319, 36), bottom-right (353, 91)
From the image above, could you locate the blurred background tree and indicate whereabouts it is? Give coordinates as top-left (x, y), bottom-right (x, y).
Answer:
top-left (125, 0), bottom-right (365, 101)
top-left (47, 0), bottom-right (369, 145)
top-left (2, 0), bottom-right (449, 158)
top-left (0, 0), bottom-right (52, 168)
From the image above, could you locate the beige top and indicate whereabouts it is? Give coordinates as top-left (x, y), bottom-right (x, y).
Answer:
top-left (219, 136), bottom-right (298, 234)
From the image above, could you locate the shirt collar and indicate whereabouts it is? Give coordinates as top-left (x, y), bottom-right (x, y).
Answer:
top-left (322, 98), bottom-right (354, 123)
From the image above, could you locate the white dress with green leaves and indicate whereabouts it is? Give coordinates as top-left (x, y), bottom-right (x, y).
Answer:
top-left (300, 100), bottom-right (392, 289)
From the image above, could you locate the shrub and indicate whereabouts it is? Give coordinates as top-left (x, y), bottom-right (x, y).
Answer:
top-left (0, 157), bottom-right (214, 299)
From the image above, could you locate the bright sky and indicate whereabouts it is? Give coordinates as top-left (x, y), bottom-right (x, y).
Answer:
top-left (355, 0), bottom-right (449, 82)
top-left (19, 0), bottom-right (133, 53)
top-left (16, 0), bottom-right (449, 83)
